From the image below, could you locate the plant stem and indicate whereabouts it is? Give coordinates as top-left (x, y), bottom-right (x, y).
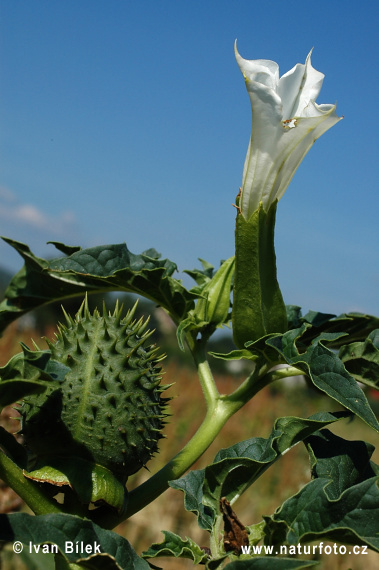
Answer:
top-left (120, 337), bottom-right (225, 518)
top-left (263, 365), bottom-right (305, 382)
top-left (192, 337), bottom-right (220, 406)
top-left (225, 360), bottom-right (272, 406)
top-left (95, 397), bottom-right (235, 528)
top-left (0, 452), bottom-right (63, 515)
top-left (94, 352), bottom-right (277, 528)
top-left (93, 338), bottom-right (287, 528)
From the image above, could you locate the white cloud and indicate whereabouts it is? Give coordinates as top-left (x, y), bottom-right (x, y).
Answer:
top-left (0, 186), bottom-right (17, 203)
top-left (0, 186), bottom-right (77, 235)
top-left (0, 186), bottom-right (81, 272)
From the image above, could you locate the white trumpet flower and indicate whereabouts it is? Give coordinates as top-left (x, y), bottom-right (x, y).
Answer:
top-left (235, 43), bottom-right (342, 219)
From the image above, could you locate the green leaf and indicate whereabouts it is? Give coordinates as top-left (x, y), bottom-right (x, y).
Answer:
top-left (263, 430), bottom-right (379, 552)
top-left (18, 550), bottom-right (55, 570)
top-left (0, 238), bottom-right (197, 333)
top-left (0, 346), bottom-right (71, 463)
top-left (209, 349), bottom-right (258, 362)
top-left (46, 241), bottom-right (82, 255)
top-left (339, 329), bottom-right (379, 389)
top-left (170, 412), bottom-right (349, 529)
top-left (202, 413), bottom-right (351, 518)
top-left (142, 530), bottom-right (208, 564)
top-left (306, 430), bottom-right (377, 499)
top-left (224, 559), bottom-right (319, 569)
top-left (266, 328), bottom-right (379, 432)
top-left (301, 310), bottom-right (337, 327)
top-left (206, 556), bottom-right (229, 570)
top-left (0, 343), bottom-right (70, 411)
top-left (169, 470), bottom-right (215, 531)
top-left (0, 512), bottom-right (150, 569)
top-left (184, 258), bottom-right (215, 291)
top-left (0, 378), bottom-right (50, 410)
top-left (289, 308), bottom-right (379, 348)
top-left (0, 353), bottom-right (63, 412)
top-left (285, 305), bottom-right (302, 330)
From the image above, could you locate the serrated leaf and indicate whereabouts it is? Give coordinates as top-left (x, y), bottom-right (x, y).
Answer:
top-left (0, 379), bottom-right (50, 410)
top-left (339, 329), bottom-right (379, 389)
top-left (224, 559), bottom-right (319, 569)
top-left (169, 470), bottom-right (214, 531)
top-left (47, 241), bottom-right (82, 255)
top-left (170, 412), bottom-right (349, 529)
top-left (184, 258), bottom-right (215, 291)
top-left (0, 346), bottom-right (67, 464)
top-left (0, 238), bottom-right (197, 333)
top-left (306, 429), bottom-right (377, 499)
top-left (263, 431), bottom-right (379, 551)
top-left (0, 512), bottom-right (150, 569)
top-left (296, 310), bottom-right (379, 348)
top-left (266, 329), bottom-right (379, 432)
top-left (244, 332), bottom-right (287, 364)
top-left (206, 556), bottom-right (229, 570)
top-left (209, 349), bottom-right (258, 362)
top-left (285, 305), bottom-right (302, 329)
top-left (142, 530), bottom-right (208, 564)
top-left (202, 412), bottom-right (351, 518)
top-left (0, 345), bottom-right (69, 410)
top-left (301, 310), bottom-right (337, 327)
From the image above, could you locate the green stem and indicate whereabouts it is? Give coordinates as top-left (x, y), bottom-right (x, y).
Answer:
top-left (226, 360), bottom-right (273, 406)
top-left (0, 452), bottom-right (63, 515)
top-left (192, 337), bottom-right (220, 406)
top-left (263, 365), bottom-right (305, 382)
top-left (227, 363), bottom-right (305, 406)
top-left (93, 323), bottom-right (299, 529)
top-left (95, 397), bottom-right (235, 529)
top-left (94, 348), bottom-right (274, 529)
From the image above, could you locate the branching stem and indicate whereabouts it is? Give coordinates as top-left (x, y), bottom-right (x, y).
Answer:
top-left (192, 336), bottom-right (220, 406)
top-left (94, 337), bottom-right (282, 528)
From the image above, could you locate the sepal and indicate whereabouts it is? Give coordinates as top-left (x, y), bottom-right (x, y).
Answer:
top-left (232, 202), bottom-right (287, 350)
top-left (24, 457), bottom-right (128, 514)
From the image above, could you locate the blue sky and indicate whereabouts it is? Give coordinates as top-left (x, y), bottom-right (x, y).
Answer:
top-left (1, 0), bottom-right (378, 316)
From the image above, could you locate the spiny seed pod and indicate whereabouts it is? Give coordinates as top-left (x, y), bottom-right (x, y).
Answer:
top-left (21, 297), bottom-right (169, 484)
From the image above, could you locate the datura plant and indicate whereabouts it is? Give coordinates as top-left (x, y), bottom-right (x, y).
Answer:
top-left (0, 44), bottom-right (378, 570)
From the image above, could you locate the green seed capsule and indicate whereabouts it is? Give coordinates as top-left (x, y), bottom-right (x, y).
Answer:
top-left (21, 298), bottom-right (169, 484)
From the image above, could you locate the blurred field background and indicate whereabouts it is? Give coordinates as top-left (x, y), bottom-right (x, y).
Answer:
top-left (1, 294), bottom-right (379, 569)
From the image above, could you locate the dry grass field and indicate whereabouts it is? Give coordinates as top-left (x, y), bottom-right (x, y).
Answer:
top-left (1, 320), bottom-right (379, 569)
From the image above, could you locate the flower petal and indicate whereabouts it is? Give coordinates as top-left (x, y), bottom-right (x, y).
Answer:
top-left (278, 50), bottom-right (325, 119)
top-left (234, 41), bottom-right (279, 90)
top-left (270, 104), bottom-right (342, 204)
top-left (240, 80), bottom-right (283, 216)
